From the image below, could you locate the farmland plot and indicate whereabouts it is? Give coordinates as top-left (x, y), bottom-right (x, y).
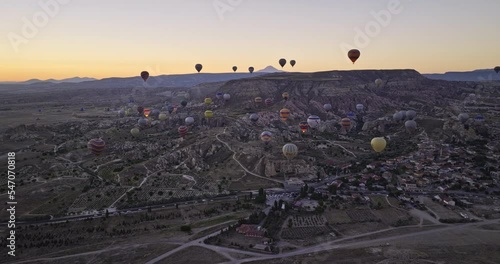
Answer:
top-left (323, 209), bottom-right (352, 224)
top-left (346, 209), bottom-right (378, 222)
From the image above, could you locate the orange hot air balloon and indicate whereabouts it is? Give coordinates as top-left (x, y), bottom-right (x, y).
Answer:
top-left (140, 71), bottom-right (149, 81)
top-left (280, 108), bottom-right (290, 121)
top-left (341, 117), bottom-right (352, 130)
top-left (348, 49), bottom-right (360, 64)
top-left (254, 97), bottom-right (263, 104)
top-left (143, 108), bottom-right (151, 117)
top-left (299, 121), bottom-right (309, 133)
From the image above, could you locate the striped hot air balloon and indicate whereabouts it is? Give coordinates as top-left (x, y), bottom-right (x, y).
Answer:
top-left (299, 121), bottom-right (309, 133)
top-left (341, 118), bottom-right (352, 130)
top-left (260, 131), bottom-right (272, 145)
top-left (216, 92), bottom-right (223, 100)
top-left (204, 98), bottom-right (213, 105)
top-left (87, 138), bottom-right (105, 156)
top-left (280, 108), bottom-right (290, 121)
top-left (265, 98), bottom-right (273, 107)
top-left (254, 97), bottom-right (263, 104)
top-left (204, 110), bottom-right (214, 118)
top-left (178, 126), bottom-right (188, 137)
top-left (307, 115), bottom-right (321, 129)
top-left (143, 108), bottom-right (151, 118)
top-left (282, 143), bottom-right (298, 160)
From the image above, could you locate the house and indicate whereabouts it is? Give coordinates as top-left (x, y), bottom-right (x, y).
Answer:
top-left (236, 224), bottom-right (265, 238)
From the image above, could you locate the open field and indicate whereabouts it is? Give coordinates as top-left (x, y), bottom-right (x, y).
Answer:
top-left (371, 208), bottom-right (417, 226)
top-left (323, 209), bottom-right (352, 224)
top-left (159, 246), bottom-right (229, 264)
top-left (334, 222), bottom-right (389, 236)
top-left (423, 198), bottom-right (462, 220)
top-left (369, 195), bottom-right (391, 208)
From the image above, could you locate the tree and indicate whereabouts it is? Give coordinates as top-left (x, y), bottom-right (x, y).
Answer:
top-left (105, 209), bottom-right (109, 218)
top-left (180, 225), bottom-right (191, 232)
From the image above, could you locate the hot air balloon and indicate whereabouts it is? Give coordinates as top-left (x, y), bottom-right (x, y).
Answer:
top-left (167, 105), bottom-right (174, 114)
top-left (254, 97), bottom-right (263, 104)
top-left (405, 120), bottom-right (417, 132)
top-left (494, 66), bottom-right (500, 74)
top-left (356, 104), bottom-right (364, 111)
top-left (131, 128), bottom-right (140, 137)
top-left (347, 112), bottom-right (356, 119)
top-left (323, 104), bottom-right (332, 112)
top-left (282, 92), bottom-right (289, 101)
top-left (118, 109), bottom-right (125, 118)
top-left (185, 116), bottom-right (194, 125)
top-left (282, 143), bottom-right (298, 160)
top-left (178, 126), bottom-right (188, 137)
top-left (406, 110), bottom-right (416, 120)
top-left (216, 92), bottom-right (223, 100)
top-left (299, 122), bottom-right (309, 133)
top-left (375, 79), bottom-right (383, 87)
top-left (223, 93), bottom-right (230, 101)
top-left (307, 115), bottom-right (321, 129)
top-left (249, 67), bottom-right (254, 74)
top-left (347, 49), bottom-right (360, 64)
top-left (371, 137), bottom-right (387, 153)
top-left (87, 138), bottom-right (105, 156)
top-left (137, 106), bottom-right (144, 115)
top-left (138, 117), bottom-right (148, 128)
top-left (265, 98), bottom-right (273, 107)
top-left (250, 113), bottom-right (259, 123)
top-left (181, 100), bottom-right (188, 107)
top-left (260, 131), bottom-right (272, 145)
top-left (393, 112), bottom-right (403, 122)
top-left (279, 58), bottom-right (287, 68)
top-left (143, 108), bottom-right (151, 118)
top-left (290, 60), bottom-right (296, 67)
top-left (195, 64), bottom-right (203, 73)
top-left (140, 71), bottom-right (149, 82)
top-left (232, 66), bottom-right (237, 72)
top-left (204, 98), bottom-right (213, 105)
top-left (150, 109), bottom-right (160, 119)
top-left (341, 118), bottom-right (352, 130)
top-left (280, 108), bottom-right (290, 121)
top-left (458, 113), bottom-right (469, 123)
top-left (159, 113), bottom-right (167, 121)
top-left (475, 115), bottom-right (484, 123)
top-left (204, 110), bottom-right (214, 118)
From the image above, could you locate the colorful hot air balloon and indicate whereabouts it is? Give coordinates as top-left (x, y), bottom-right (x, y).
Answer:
top-left (232, 66), bottom-right (237, 72)
top-left (178, 126), bottom-right (188, 137)
top-left (290, 60), bottom-right (296, 67)
top-left (185, 116), bottom-right (194, 125)
top-left (347, 112), bottom-right (356, 119)
top-left (494, 66), bottom-right (500, 74)
top-left (250, 113), bottom-right (259, 123)
top-left (260, 131), bottom-right (272, 145)
top-left (347, 49), bottom-right (360, 64)
top-left (405, 120), bottom-right (417, 132)
top-left (204, 98), bottom-right (213, 105)
top-left (375, 79), bottom-right (383, 87)
top-left (216, 92), bottom-right (223, 100)
top-left (356, 104), bottom-right (364, 111)
top-left (282, 92), bottom-right (289, 101)
top-left (371, 137), bottom-right (387, 153)
top-left (137, 106), bottom-right (144, 115)
top-left (279, 58), bottom-right (287, 68)
top-left (265, 98), bottom-right (273, 107)
top-left (204, 110), bottom-right (214, 118)
top-left (280, 108), bottom-right (290, 121)
top-left (130, 128), bottom-right (140, 137)
top-left (458, 113), bottom-right (469, 123)
top-left (299, 121), bottom-right (309, 133)
top-left (254, 97), bottom-right (263, 104)
top-left (223, 93), bottom-right (230, 101)
top-left (249, 67), bottom-right (254, 74)
top-left (323, 104), bottom-right (332, 112)
top-left (140, 71), bottom-right (149, 82)
top-left (282, 143), bottom-right (298, 160)
top-left (341, 118), bottom-right (352, 130)
top-left (195, 64), bottom-right (203, 73)
top-left (143, 108), bottom-right (151, 118)
top-left (307, 115), bottom-right (321, 129)
top-left (87, 138), bottom-right (105, 156)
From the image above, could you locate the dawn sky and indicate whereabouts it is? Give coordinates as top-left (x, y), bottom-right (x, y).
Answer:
top-left (1, 0), bottom-right (499, 81)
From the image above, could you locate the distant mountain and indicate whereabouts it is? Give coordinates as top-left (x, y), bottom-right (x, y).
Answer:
top-left (257, 66), bottom-right (283, 73)
top-left (0, 77), bottom-right (98, 85)
top-left (423, 69), bottom-right (500, 81)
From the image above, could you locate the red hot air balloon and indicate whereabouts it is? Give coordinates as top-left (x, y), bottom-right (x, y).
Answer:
top-left (299, 121), bottom-right (309, 133)
top-left (341, 117), bottom-right (352, 130)
top-left (140, 71), bottom-right (149, 81)
top-left (280, 108), bottom-right (290, 121)
top-left (143, 108), bottom-right (151, 118)
top-left (178, 126), bottom-right (188, 138)
top-left (87, 138), bottom-right (105, 156)
top-left (347, 49), bottom-right (360, 64)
